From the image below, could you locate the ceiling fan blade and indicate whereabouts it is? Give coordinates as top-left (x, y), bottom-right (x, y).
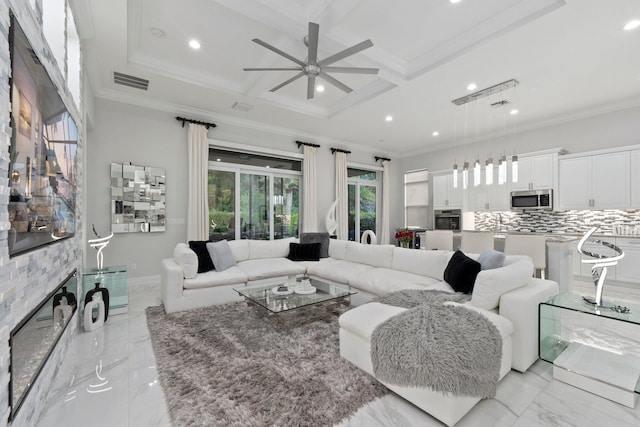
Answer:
top-left (307, 22), bottom-right (319, 65)
top-left (319, 72), bottom-right (353, 94)
top-left (269, 72), bottom-right (305, 92)
top-left (323, 67), bottom-right (379, 74)
top-left (252, 38), bottom-right (306, 67)
top-left (307, 75), bottom-right (316, 99)
top-left (318, 39), bottom-right (373, 67)
top-left (243, 67), bottom-right (302, 71)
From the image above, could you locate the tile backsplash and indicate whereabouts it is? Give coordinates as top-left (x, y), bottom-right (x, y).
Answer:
top-left (474, 209), bottom-right (640, 235)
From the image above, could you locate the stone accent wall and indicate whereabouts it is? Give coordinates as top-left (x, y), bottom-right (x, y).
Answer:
top-left (0, 2), bottom-right (83, 426)
top-left (474, 209), bottom-right (640, 235)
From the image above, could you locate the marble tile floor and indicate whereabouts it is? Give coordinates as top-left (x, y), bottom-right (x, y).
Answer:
top-left (37, 279), bottom-right (640, 427)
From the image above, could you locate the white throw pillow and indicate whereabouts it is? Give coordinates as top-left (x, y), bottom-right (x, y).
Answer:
top-left (173, 243), bottom-right (198, 279)
top-left (206, 240), bottom-right (237, 272)
top-left (470, 259), bottom-right (533, 311)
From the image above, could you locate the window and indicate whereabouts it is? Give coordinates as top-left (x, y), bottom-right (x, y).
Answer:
top-left (208, 147), bottom-right (301, 241)
top-left (347, 167), bottom-right (378, 242)
top-left (405, 170), bottom-right (429, 227)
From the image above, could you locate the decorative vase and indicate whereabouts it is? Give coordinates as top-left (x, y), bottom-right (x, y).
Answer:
top-left (84, 294), bottom-right (105, 332)
top-left (53, 286), bottom-right (77, 315)
top-left (85, 282), bottom-right (110, 322)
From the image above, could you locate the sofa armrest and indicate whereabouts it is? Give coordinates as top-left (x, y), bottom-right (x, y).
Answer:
top-left (161, 258), bottom-right (185, 313)
top-left (499, 278), bottom-right (559, 372)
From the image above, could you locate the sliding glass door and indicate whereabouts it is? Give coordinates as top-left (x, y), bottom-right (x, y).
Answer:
top-left (348, 168), bottom-right (378, 242)
top-left (208, 167), bottom-right (300, 241)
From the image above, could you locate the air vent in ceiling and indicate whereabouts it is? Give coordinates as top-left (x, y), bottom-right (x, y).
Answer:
top-left (232, 102), bottom-right (254, 112)
top-left (490, 100), bottom-right (510, 108)
top-left (113, 71), bottom-right (149, 90)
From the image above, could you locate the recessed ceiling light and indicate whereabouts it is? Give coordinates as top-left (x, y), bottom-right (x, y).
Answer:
top-left (432, 131), bottom-right (439, 136)
top-left (266, 165), bottom-right (270, 168)
top-left (510, 109), bottom-right (519, 115)
top-left (467, 83), bottom-right (477, 91)
top-left (385, 115), bottom-right (393, 122)
top-left (450, 0), bottom-right (462, 3)
top-left (216, 158), bottom-right (221, 162)
top-left (624, 20), bottom-right (640, 31)
top-left (316, 84), bottom-right (325, 92)
top-left (189, 39), bottom-right (201, 49)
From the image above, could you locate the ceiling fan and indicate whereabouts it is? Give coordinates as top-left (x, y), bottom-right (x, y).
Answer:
top-left (243, 22), bottom-right (379, 99)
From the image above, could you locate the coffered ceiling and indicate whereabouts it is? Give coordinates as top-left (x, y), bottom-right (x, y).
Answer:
top-left (75, 0), bottom-right (640, 156)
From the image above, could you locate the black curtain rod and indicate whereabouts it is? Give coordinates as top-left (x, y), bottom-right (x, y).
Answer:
top-left (331, 148), bottom-right (351, 155)
top-left (175, 116), bottom-right (217, 129)
top-left (375, 156), bottom-right (391, 162)
top-left (296, 140), bottom-right (320, 148)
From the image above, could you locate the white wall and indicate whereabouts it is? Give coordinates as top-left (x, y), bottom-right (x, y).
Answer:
top-left (86, 99), bottom-right (396, 277)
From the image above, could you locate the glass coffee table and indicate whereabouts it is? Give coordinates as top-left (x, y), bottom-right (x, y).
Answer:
top-left (233, 278), bottom-right (355, 314)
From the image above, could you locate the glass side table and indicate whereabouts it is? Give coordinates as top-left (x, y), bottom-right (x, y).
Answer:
top-left (539, 292), bottom-right (640, 408)
top-left (82, 265), bottom-right (128, 316)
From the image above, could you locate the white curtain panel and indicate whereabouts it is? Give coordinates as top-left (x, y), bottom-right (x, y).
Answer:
top-left (380, 160), bottom-right (391, 244)
top-left (335, 152), bottom-right (348, 240)
top-left (302, 145), bottom-right (318, 232)
top-left (186, 123), bottom-right (210, 241)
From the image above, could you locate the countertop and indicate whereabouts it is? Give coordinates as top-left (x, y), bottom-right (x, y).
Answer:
top-left (425, 230), bottom-right (640, 243)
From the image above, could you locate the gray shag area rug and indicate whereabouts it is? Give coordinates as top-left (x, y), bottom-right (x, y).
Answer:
top-left (370, 290), bottom-right (502, 398)
top-left (146, 301), bottom-right (387, 427)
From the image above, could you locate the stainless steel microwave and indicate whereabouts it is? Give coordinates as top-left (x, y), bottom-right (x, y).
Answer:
top-left (510, 189), bottom-right (553, 210)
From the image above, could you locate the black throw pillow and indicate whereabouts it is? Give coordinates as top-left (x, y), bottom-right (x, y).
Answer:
top-left (188, 240), bottom-right (215, 273)
top-left (299, 232), bottom-right (330, 258)
top-left (443, 250), bottom-right (482, 294)
top-left (287, 242), bottom-right (321, 261)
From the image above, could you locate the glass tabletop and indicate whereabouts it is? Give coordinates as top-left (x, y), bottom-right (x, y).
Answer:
top-left (233, 278), bottom-right (355, 314)
top-left (541, 292), bottom-right (640, 325)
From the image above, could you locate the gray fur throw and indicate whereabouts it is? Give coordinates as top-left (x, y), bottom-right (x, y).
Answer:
top-left (370, 290), bottom-right (502, 398)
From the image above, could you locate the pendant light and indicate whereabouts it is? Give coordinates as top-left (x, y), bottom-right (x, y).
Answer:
top-left (512, 155), bottom-right (519, 183)
top-left (498, 154), bottom-right (507, 185)
top-left (473, 157), bottom-right (481, 187)
top-left (452, 163), bottom-right (458, 188)
top-left (485, 156), bottom-right (493, 186)
top-left (462, 162), bottom-right (469, 189)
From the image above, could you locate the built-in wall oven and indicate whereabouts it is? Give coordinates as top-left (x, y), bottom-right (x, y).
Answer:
top-left (434, 209), bottom-right (461, 231)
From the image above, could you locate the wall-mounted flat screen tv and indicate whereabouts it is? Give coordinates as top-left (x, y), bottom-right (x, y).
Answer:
top-left (8, 14), bottom-right (78, 257)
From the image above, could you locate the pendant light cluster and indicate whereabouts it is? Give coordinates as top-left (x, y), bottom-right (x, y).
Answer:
top-left (450, 79), bottom-right (519, 189)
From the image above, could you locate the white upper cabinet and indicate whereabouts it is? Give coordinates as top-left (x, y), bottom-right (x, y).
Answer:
top-left (631, 150), bottom-right (640, 208)
top-left (511, 154), bottom-right (555, 191)
top-left (466, 167), bottom-right (509, 212)
top-left (559, 151), bottom-right (630, 210)
top-left (432, 173), bottom-right (462, 208)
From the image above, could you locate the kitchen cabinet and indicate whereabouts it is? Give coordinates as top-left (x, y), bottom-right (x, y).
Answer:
top-left (467, 167), bottom-right (509, 211)
top-left (614, 238), bottom-right (640, 283)
top-left (432, 173), bottom-right (462, 209)
top-left (631, 150), bottom-right (640, 208)
top-left (559, 151), bottom-right (630, 210)
top-left (511, 154), bottom-right (555, 192)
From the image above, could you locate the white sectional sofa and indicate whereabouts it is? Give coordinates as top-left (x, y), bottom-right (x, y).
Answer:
top-left (161, 237), bottom-right (559, 426)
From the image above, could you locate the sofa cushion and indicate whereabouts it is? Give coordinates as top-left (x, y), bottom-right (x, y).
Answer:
top-left (287, 242), bottom-right (321, 261)
top-left (300, 232), bottom-right (330, 258)
top-left (328, 239), bottom-right (349, 260)
top-left (188, 240), bottom-right (215, 273)
top-left (346, 242), bottom-right (395, 269)
top-left (350, 268), bottom-right (447, 295)
top-left (391, 248), bottom-right (453, 280)
top-left (339, 302), bottom-right (407, 341)
top-left (183, 266), bottom-right (248, 290)
top-left (228, 239), bottom-right (249, 262)
top-left (249, 238), bottom-right (296, 259)
top-left (470, 258), bottom-right (534, 311)
top-left (446, 302), bottom-right (514, 339)
top-left (206, 240), bottom-right (237, 272)
top-left (306, 259), bottom-right (374, 285)
top-left (443, 250), bottom-right (481, 294)
top-left (173, 243), bottom-right (198, 279)
top-left (237, 258), bottom-right (306, 281)
top-left (478, 249), bottom-right (505, 270)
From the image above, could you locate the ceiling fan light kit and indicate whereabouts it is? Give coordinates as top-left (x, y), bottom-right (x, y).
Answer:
top-left (244, 22), bottom-right (379, 99)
